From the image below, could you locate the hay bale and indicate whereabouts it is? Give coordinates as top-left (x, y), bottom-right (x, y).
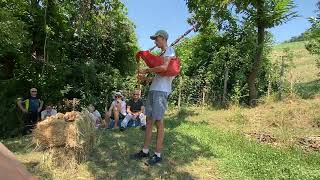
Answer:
top-left (32, 110), bottom-right (96, 164)
top-left (33, 115), bottom-right (67, 148)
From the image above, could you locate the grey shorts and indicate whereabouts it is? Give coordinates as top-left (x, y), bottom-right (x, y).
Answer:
top-left (145, 90), bottom-right (169, 120)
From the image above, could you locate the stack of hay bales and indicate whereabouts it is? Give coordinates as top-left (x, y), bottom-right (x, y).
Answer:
top-left (32, 111), bottom-right (95, 166)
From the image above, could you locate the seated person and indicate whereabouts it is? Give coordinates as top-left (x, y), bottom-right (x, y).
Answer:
top-left (41, 102), bottom-right (57, 120)
top-left (105, 92), bottom-right (126, 129)
top-left (88, 104), bottom-right (102, 128)
top-left (120, 90), bottom-right (146, 130)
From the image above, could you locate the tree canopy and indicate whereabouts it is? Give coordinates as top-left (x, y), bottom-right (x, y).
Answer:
top-left (0, 0), bottom-right (138, 137)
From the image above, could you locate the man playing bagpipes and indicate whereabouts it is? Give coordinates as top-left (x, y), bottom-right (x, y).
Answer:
top-left (131, 30), bottom-right (177, 166)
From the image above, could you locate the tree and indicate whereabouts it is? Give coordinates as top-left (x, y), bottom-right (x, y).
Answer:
top-left (172, 23), bottom-right (272, 107)
top-left (185, 0), bottom-right (297, 106)
top-left (0, 0), bottom-right (138, 137)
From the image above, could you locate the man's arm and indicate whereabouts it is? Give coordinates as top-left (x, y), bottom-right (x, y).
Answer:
top-left (38, 100), bottom-right (44, 112)
top-left (127, 106), bottom-right (132, 115)
top-left (144, 56), bottom-right (171, 73)
top-left (107, 103), bottom-right (114, 115)
top-left (17, 100), bottom-right (27, 113)
top-left (140, 106), bottom-right (145, 114)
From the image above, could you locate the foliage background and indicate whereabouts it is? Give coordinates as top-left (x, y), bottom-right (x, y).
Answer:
top-left (0, 0), bottom-right (138, 137)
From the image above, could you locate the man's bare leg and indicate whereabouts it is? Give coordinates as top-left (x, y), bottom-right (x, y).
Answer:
top-left (131, 116), bottom-right (152, 159)
top-left (155, 120), bottom-right (164, 154)
top-left (143, 116), bottom-right (153, 149)
top-left (113, 109), bottom-right (119, 128)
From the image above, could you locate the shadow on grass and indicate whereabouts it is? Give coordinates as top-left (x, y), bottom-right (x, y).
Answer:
top-left (86, 108), bottom-right (216, 179)
top-left (165, 108), bottom-right (200, 130)
top-left (296, 79), bottom-right (320, 99)
top-left (1, 135), bottom-right (33, 154)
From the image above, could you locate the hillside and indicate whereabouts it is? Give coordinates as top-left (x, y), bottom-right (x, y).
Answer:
top-left (270, 41), bottom-right (319, 98)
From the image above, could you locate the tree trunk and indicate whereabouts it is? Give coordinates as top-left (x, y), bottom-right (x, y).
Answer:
top-left (30, 0), bottom-right (43, 61)
top-left (289, 70), bottom-right (294, 95)
top-left (267, 73), bottom-right (271, 99)
top-left (222, 65), bottom-right (229, 106)
top-left (178, 76), bottom-right (182, 109)
top-left (202, 88), bottom-right (206, 106)
top-left (248, 2), bottom-right (265, 106)
top-left (1, 55), bottom-right (15, 79)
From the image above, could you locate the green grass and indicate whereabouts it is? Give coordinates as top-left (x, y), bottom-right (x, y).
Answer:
top-left (271, 41), bottom-right (320, 98)
top-left (273, 41), bottom-right (308, 50)
top-left (2, 105), bottom-right (320, 179)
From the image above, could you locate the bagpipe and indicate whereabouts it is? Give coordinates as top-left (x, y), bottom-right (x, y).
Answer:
top-left (135, 50), bottom-right (180, 76)
top-left (135, 24), bottom-right (200, 84)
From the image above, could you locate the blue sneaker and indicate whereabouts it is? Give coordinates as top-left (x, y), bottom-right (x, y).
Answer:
top-left (145, 154), bottom-right (162, 166)
top-left (130, 150), bottom-right (150, 160)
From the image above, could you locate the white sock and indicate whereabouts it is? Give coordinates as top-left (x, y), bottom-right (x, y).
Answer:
top-left (155, 152), bottom-right (161, 157)
top-left (142, 148), bottom-right (149, 154)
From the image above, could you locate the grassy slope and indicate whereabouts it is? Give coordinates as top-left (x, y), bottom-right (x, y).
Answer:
top-left (270, 41), bottom-right (320, 98)
top-left (1, 41), bottom-right (320, 179)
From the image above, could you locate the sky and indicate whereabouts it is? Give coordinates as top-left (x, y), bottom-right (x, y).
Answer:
top-left (121, 0), bottom-right (318, 49)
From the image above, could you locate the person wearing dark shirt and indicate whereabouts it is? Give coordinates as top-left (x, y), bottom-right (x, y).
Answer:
top-left (120, 90), bottom-right (146, 131)
top-left (17, 88), bottom-right (43, 134)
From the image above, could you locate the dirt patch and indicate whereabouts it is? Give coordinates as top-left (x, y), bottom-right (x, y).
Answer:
top-left (298, 136), bottom-right (320, 151)
top-left (245, 132), bottom-right (277, 144)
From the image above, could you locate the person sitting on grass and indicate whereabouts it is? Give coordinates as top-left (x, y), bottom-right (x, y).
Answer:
top-left (88, 104), bottom-right (102, 128)
top-left (105, 92), bottom-right (127, 129)
top-left (41, 102), bottom-right (57, 120)
top-left (120, 90), bottom-right (146, 131)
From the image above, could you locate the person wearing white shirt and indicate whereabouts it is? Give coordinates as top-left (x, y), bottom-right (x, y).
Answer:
top-left (132, 30), bottom-right (176, 165)
top-left (41, 103), bottom-right (57, 120)
top-left (105, 92), bottom-right (126, 129)
top-left (88, 104), bottom-right (102, 128)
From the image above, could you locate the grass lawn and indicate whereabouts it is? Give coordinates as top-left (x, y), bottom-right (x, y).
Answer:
top-left (2, 98), bottom-right (320, 179)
